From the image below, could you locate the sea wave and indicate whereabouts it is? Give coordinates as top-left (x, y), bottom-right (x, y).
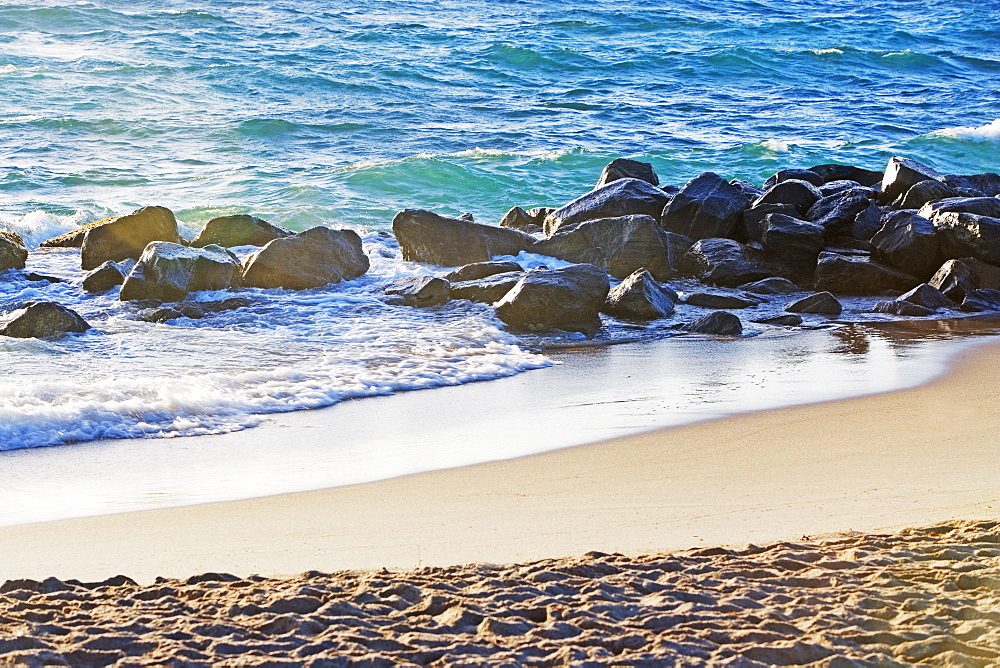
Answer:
top-left (934, 119), bottom-right (1000, 143)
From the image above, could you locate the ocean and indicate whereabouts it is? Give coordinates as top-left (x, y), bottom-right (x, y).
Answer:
top-left (1, 0), bottom-right (999, 451)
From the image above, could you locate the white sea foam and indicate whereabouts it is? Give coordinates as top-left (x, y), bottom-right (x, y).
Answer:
top-left (0, 210), bottom-right (92, 248)
top-left (761, 138), bottom-right (790, 152)
top-left (935, 119), bottom-right (1000, 142)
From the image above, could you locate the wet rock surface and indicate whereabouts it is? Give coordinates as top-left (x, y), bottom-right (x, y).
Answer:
top-left (0, 301), bottom-right (90, 338)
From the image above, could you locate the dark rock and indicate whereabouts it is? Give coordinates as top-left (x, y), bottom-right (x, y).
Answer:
top-left (191, 215), bottom-right (292, 248)
top-left (80, 206), bottom-right (184, 271)
top-left (459, 212), bottom-right (475, 222)
top-left (944, 173), bottom-right (1000, 198)
top-left (194, 297), bottom-right (252, 314)
top-left (730, 179), bottom-right (765, 201)
top-left (445, 261), bottom-right (523, 283)
top-left (137, 306), bottom-right (183, 323)
top-left (805, 188), bottom-right (874, 236)
top-left (932, 212), bottom-right (1000, 265)
top-left (0, 236), bottom-right (28, 272)
top-left (919, 197), bottom-right (1000, 220)
top-left (754, 314), bottom-right (803, 326)
top-left (872, 300), bottom-right (936, 316)
top-left (852, 202), bottom-right (885, 241)
top-left (759, 213), bottom-right (825, 278)
top-left (138, 297), bottom-right (251, 323)
top-left (963, 257), bottom-right (1000, 290)
top-left (120, 243), bottom-right (240, 302)
top-left (393, 209), bottom-right (534, 266)
top-left (661, 172), bottom-right (749, 240)
top-left (814, 252), bottom-right (920, 295)
top-left (899, 180), bottom-right (960, 209)
top-left (83, 260), bottom-right (133, 293)
top-left (24, 273), bottom-right (62, 284)
top-left (242, 227), bottom-right (369, 290)
top-left (595, 158), bottom-right (658, 189)
top-left (602, 268), bottom-right (675, 320)
top-left (385, 276), bottom-right (450, 307)
top-left (449, 272), bottom-right (524, 304)
top-left (741, 203), bottom-right (798, 243)
top-left (929, 259), bottom-right (976, 301)
top-left (532, 214), bottom-right (678, 281)
top-left (0, 301), bottom-right (90, 338)
top-left (870, 210), bottom-right (941, 279)
top-left (753, 179), bottom-right (822, 216)
top-left (681, 311), bottom-right (742, 336)
top-left (499, 206), bottom-right (549, 234)
top-left (683, 238), bottom-right (773, 288)
top-left (684, 292), bottom-right (756, 309)
top-left (739, 277), bottom-right (801, 294)
top-left (545, 179), bottom-right (672, 236)
top-left (818, 180), bottom-right (863, 198)
top-left (897, 283), bottom-right (954, 310)
top-left (763, 168), bottom-right (824, 189)
top-left (962, 289), bottom-right (1000, 313)
top-left (880, 156), bottom-right (945, 204)
top-left (494, 264), bottom-right (610, 333)
top-left (808, 164), bottom-right (883, 186)
top-left (785, 291), bottom-right (842, 315)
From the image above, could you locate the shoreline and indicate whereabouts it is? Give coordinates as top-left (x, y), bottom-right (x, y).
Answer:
top-left (1, 326), bottom-right (999, 583)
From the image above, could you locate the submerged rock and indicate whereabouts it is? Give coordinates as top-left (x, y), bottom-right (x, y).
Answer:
top-left (602, 268), bottom-right (675, 320)
top-left (738, 277), bottom-right (800, 294)
top-left (754, 314), bottom-right (803, 326)
top-left (137, 297), bottom-right (251, 323)
top-left (385, 276), bottom-right (450, 307)
top-left (595, 158), bottom-right (658, 189)
top-left (242, 226), bottom-right (369, 290)
top-left (120, 242), bottom-right (240, 302)
top-left (786, 291), bottom-right (842, 315)
top-left (684, 292), bottom-right (757, 309)
top-left (545, 179), bottom-right (672, 236)
top-left (681, 311), bottom-right (742, 336)
top-left (661, 172), bottom-right (749, 240)
top-left (393, 209), bottom-right (534, 267)
top-left (495, 264), bottom-right (610, 333)
top-left (0, 301), bottom-right (90, 338)
top-left (191, 215), bottom-right (292, 248)
top-left (80, 206), bottom-right (184, 271)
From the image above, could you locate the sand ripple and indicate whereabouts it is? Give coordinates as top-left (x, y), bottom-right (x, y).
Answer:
top-left (3, 521), bottom-right (1000, 666)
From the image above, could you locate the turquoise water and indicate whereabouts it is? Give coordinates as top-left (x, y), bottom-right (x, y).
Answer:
top-left (0, 0), bottom-right (999, 449)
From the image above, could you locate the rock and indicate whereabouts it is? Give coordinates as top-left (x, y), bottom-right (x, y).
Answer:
top-left (852, 201), bottom-right (885, 241)
top-left (870, 210), bottom-right (941, 279)
top-left (762, 168), bottom-right (824, 189)
top-left (242, 227), bottom-right (369, 290)
top-left (683, 238), bottom-right (773, 288)
top-left (498, 207), bottom-right (548, 234)
top-left (385, 276), bottom-right (450, 307)
top-left (24, 273), bottom-right (62, 284)
top-left (531, 214), bottom-right (678, 281)
top-left (602, 268), bottom-right (675, 320)
top-left (880, 156), bottom-right (945, 204)
top-left (808, 163), bottom-right (883, 186)
top-left (0, 231), bottom-right (25, 248)
top-left (39, 218), bottom-right (113, 248)
top-left (545, 179), bottom-right (672, 236)
top-left (684, 292), bottom-right (756, 309)
top-left (681, 311), bottom-right (742, 336)
top-left (929, 258), bottom-right (976, 301)
top-left (962, 257), bottom-right (1000, 290)
top-left (754, 314), bottom-right (803, 326)
top-left (872, 300), bottom-right (936, 317)
top-left (740, 203), bottom-right (798, 243)
top-left (944, 173), bottom-right (1000, 197)
top-left (494, 264), bottom-right (610, 333)
top-left (932, 212), bottom-right (1000, 265)
top-left (80, 206), bottom-right (184, 271)
top-left (449, 272), bottom-right (524, 304)
top-left (661, 172), bottom-right (749, 240)
top-left (729, 179), bottom-right (764, 201)
top-left (786, 291), bottom-right (842, 315)
top-left (759, 213), bottom-right (825, 279)
top-left (0, 236), bottom-right (28, 272)
top-left (818, 180), bottom-right (863, 198)
top-left (814, 252), bottom-right (920, 295)
top-left (899, 180), bottom-right (960, 209)
top-left (595, 158), bottom-right (658, 189)
top-left (962, 289), bottom-right (1000, 312)
top-left (191, 215), bottom-right (292, 248)
top-left (739, 277), bottom-right (800, 294)
top-left (919, 197), bottom-right (1000, 220)
top-left (393, 209), bottom-right (534, 267)
top-left (897, 283), bottom-right (954, 310)
top-left (0, 301), bottom-right (90, 338)
top-left (445, 261), bottom-right (523, 283)
top-left (120, 242), bottom-right (240, 302)
top-left (753, 179), bottom-right (822, 216)
top-left (805, 188), bottom-right (875, 237)
top-left (82, 260), bottom-right (134, 293)
top-left (138, 297), bottom-right (251, 322)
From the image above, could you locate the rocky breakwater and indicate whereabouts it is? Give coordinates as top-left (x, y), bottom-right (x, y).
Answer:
top-left (389, 155), bottom-right (1000, 338)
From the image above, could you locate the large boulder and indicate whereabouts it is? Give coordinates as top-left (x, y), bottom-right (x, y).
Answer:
top-left (445, 261), bottom-right (523, 283)
top-left (82, 260), bottom-right (134, 293)
top-left (870, 210), bottom-right (941, 279)
top-left (931, 212), bottom-right (1000, 265)
top-left (79, 206), bottom-right (183, 271)
top-left (851, 202), bottom-right (886, 242)
top-left (531, 215), bottom-right (678, 281)
top-left (494, 264), bottom-right (610, 333)
top-left (602, 268), bottom-right (675, 320)
top-left (919, 197), bottom-right (1000, 220)
top-left (808, 163), bottom-right (883, 187)
top-left (681, 311), bottom-right (742, 336)
top-left (595, 158), bottom-right (658, 189)
top-left (660, 172), bottom-right (748, 240)
top-left (786, 291), bottom-right (842, 315)
top-left (683, 238), bottom-right (773, 288)
top-left (545, 179), bottom-right (672, 236)
top-left (242, 226), bottom-right (369, 290)
top-left (897, 283), bottom-right (954, 310)
top-left (393, 209), bottom-right (534, 267)
top-left (898, 180), bottom-right (960, 209)
top-left (753, 179), bottom-right (822, 216)
top-left (805, 188), bottom-right (875, 237)
top-left (740, 202), bottom-right (798, 243)
top-left (191, 215), bottom-right (292, 248)
top-left (880, 156), bottom-right (945, 204)
top-left (120, 242), bottom-right (240, 302)
top-left (449, 272), bottom-right (524, 304)
top-left (759, 213), bottom-right (825, 279)
top-left (0, 235), bottom-right (28, 272)
top-left (962, 289), bottom-right (1000, 313)
top-left (385, 276), bottom-right (450, 307)
top-left (814, 252), bottom-right (920, 295)
top-left (943, 173), bottom-right (1000, 198)
top-left (0, 301), bottom-right (90, 338)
